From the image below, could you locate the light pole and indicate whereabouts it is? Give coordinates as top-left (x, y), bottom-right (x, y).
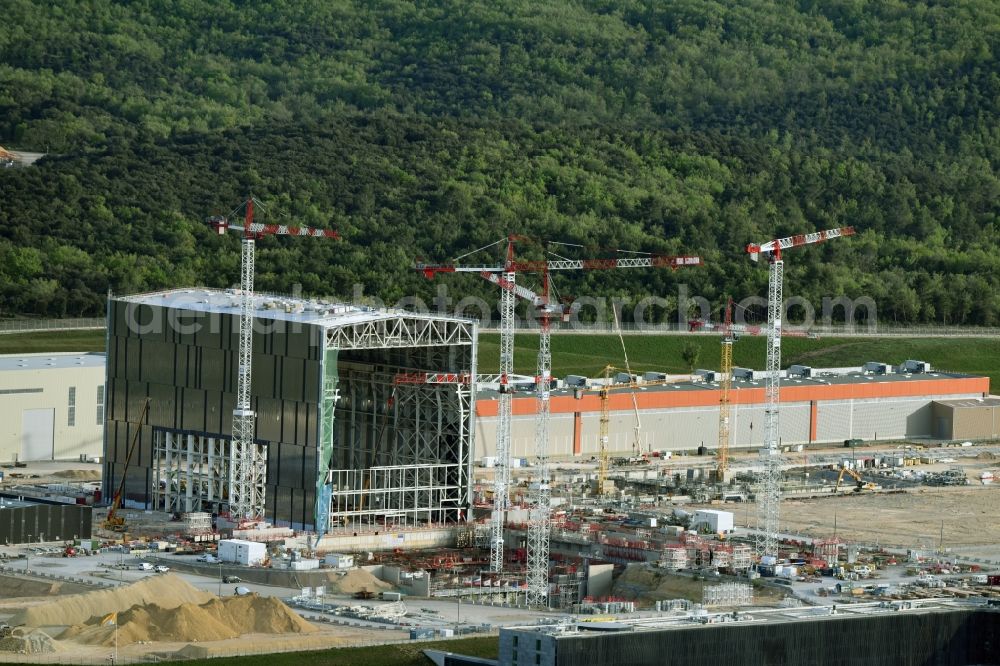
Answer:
top-left (218, 562), bottom-right (223, 597)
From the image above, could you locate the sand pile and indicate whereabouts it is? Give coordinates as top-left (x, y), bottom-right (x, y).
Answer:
top-left (61, 594), bottom-right (315, 646)
top-left (52, 469), bottom-right (101, 480)
top-left (11, 573), bottom-right (212, 628)
top-left (0, 629), bottom-right (62, 654)
top-left (325, 568), bottom-right (392, 595)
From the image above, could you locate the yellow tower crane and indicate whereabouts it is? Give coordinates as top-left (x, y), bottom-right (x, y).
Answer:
top-left (717, 297), bottom-right (735, 481)
top-left (585, 365), bottom-right (687, 494)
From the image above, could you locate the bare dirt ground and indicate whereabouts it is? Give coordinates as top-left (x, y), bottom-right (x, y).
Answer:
top-left (772, 485), bottom-right (1000, 553)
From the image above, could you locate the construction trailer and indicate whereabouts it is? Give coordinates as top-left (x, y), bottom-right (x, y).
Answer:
top-left (102, 288), bottom-right (477, 533)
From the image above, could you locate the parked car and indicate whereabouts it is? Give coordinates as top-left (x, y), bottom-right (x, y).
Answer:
top-left (197, 554), bottom-right (218, 563)
top-left (154, 565), bottom-right (170, 573)
top-left (223, 575), bottom-right (242, 583)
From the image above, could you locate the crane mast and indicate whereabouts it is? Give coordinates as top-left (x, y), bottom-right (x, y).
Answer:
top-left (598, 365), bottom-right (612, 494)
top-left (717, 297), bottom-right (734, 481)
top-left (525, 271), bottom-right (553, 607)
top-left (231, 216), bottom-right (263, 522)
top-left (747, 226), bottom-right (854, 563)
top-left (212, 198), bottom-right (339, 522)
top-left (490, 265), bottom-right (516, 573)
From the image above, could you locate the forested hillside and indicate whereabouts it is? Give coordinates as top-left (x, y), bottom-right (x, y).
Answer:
top-left (2, 0), bottom-right (999, 323)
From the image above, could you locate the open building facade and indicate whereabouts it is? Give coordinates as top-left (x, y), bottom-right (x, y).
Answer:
top-left (102, 288), bottom-right (478, 531)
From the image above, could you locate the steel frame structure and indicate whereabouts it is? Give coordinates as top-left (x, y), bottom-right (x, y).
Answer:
top-left (326, 463), bottom-right (463, 528)
top-left (110, 286), bottom-right (477, 533)
top-left (320, 322), bottom-right (478, 534)
top-left (151, 430), bottom-right (231, 515)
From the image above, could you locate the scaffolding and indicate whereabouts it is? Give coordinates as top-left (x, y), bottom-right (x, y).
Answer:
top-left (182, 512), bottom-right (213, 534)
top-left (703, 582), bottom-right (753, 607)
top-left (660, 545), bottom-right (688, 570)
top-left (326, 464), bottom-right (462, 528)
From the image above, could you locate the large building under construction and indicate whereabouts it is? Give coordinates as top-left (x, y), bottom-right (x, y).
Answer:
top-left (475, 364), bottom-right (990, 460)
top-left (102, 288), bottom-right (478, 530)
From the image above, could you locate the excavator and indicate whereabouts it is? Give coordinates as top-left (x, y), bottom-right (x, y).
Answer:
top-left (102, 398), bottom-right (151, 532)
top-left (834, 466), bottom-right (878, 493)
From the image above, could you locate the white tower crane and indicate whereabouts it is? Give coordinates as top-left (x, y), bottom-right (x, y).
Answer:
top-left (211, 198), bottom-right (339, 522)
top-left (419, 241), bottom-right (701, 599)
top-left (481, 270), bottom-right (565, 607)
top-left (745, 226), bottom-right (854, 562)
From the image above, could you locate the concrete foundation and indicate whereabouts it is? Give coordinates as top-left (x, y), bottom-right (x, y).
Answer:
top-left (316, 526), bottom-right (460, 553)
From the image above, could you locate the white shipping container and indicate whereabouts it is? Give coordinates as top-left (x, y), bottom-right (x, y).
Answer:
top-left (324, 553), bottom-right (354, 569)
top-left (218, 539), bottom-right (267, 566)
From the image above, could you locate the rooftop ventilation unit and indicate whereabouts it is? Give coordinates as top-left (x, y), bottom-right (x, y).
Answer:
top-left (899, 360), bottom-right (931, 374)
top-left (694, 369), bottom-right (718, 382)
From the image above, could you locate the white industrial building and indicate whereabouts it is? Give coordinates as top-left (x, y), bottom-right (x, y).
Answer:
top-left (0, 352), bottom-right (106, 463)
top-left (691, 509), bottom-right (735, 534)
top-left (218, 538), bottom-right (267, 566)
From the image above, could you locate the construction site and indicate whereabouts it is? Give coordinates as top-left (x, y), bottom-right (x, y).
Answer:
top-left (3, 219), bottom-right (1000, 664)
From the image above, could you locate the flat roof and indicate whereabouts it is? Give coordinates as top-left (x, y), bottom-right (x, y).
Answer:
top-left (0, 498), bottom-right (41, 509)
top-left (116, 288), bottom-right (472, 328)
top-left (935, 398), bottom-right (1000, 408)
top-left (480, 367), bottom-right (983, 399)
top-left (0, 352), bottom-right (106, 372)
top-left (507, 598), bottom-right (987, 639)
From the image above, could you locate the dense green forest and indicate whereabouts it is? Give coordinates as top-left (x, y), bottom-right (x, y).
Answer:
top-left (2, 0), bottom-right (999, 323)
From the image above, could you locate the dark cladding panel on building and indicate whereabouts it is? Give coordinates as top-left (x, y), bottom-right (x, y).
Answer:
top-left (103, 288), bottom-right (477, 531)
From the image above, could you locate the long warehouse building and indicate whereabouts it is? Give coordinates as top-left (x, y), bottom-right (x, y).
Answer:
top-left (103, 288), bottom-right (478, 531)
top-left (474, 363), bottom-right (990, 460)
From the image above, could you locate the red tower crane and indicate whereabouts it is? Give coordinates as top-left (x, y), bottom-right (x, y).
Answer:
top-left (210, 198), bottom-right (339, 523)
top-left (418, 238), bottom-right (702, 606)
